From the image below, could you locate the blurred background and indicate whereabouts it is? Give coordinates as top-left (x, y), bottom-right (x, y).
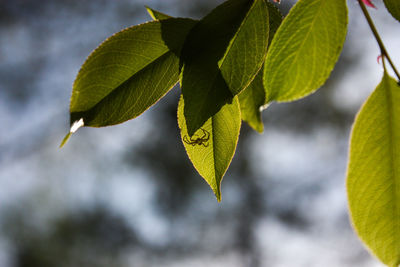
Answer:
top-left (1, 0), bottom-right (399, 266)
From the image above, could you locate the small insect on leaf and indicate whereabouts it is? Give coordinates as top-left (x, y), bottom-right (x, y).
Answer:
top-left (183, 128), bottom-right (210, 147)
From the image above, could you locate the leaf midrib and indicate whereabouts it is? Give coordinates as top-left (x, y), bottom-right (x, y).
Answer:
top-left (218, 0), bottom-right (258, 71)
top-left (72, 50), bottom-right (172, 113)
top-left (211, 116), bottom-right (218, 195)
top-left (278, 0), bottom-right (326, 100)
top-left (219, 0), bottom-right (268, 94)
top-left (115, 53), bottom-right (177, 122)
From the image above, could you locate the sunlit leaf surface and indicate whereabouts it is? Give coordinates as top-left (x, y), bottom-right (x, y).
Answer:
top-left (178, 96), bottom-right (241, 201)
top-left (239, 2), bottom-right (282, 132)
top-left (263, 0), bottom-right (348, 102)
top-left (347, 72), bottom-right (400, 267)
top-left (181, 0), bottom-right (269, 136)
top-left (239, 70), bottom-right (265, 133)
top-left (69, 19), bottom-right (195, 127)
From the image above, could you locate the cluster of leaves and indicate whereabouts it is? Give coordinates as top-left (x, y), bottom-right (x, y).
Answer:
top-left (62, 0), bottom-right (348, 200)
top-left (62, 0), bottom-right (400, 265)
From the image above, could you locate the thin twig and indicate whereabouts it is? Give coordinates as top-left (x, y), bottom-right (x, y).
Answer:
top-left (357, 0), bottom-right (400, 81)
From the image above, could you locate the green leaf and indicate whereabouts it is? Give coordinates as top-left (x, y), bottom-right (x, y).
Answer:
top-left (181, 0), bottom-right (270, 136)
top-left (265, 1), bottom-right (283, 45)
top-left (347, 72), bottom-right (400, 267)
top-left (178, 96), bottom-right (241, 201)
top-left (145, 6), bottom-right (172, 20)
top-left (145, 6), bottom-right (244, 200)
top-left (384, 0), bottom-right (400, 22)
top-left (59, 133), bottom-right (72, 148)
top-left (263, 0), bottom-right (348, 102)
top-left (239, 69), bottom-right (265, 133)
top-left (145, 3), bottom-right (281, 134)
top-left (239, 3), bottom-right (282, 133)
top-left (69, 18), bottom-right (196, 127)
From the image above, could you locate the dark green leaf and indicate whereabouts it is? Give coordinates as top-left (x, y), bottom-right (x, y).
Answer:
top-left (145, 3), bottom-right (281, 134)
top-left (181, 0), bottom-right (270, 136)
top-left (266, 1), bottom-right (283, 44)
top-left (69, 19), bottom-right (196, 128)
top-left (384, 0), bottom-right (400, 22)
top-left (347, 72), bottom-right (400, 267)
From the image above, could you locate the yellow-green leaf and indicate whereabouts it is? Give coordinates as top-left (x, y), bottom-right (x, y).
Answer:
top-left (239, 69), bottom-right (265, 133)
top-left (69, 19), bottom-right (196, 127)
top-left (263, 0), bottom-right (348, 102)
top-left (178, 96), bottom-right (241, 201)
top-left (239, 3), bottom-right (282, 133)
top-left (384, 0), bottom-right (400, 22)
top-left (347, 72), bottom-right (400, 267)
top-left (181, 0), bottom-right (269, 136)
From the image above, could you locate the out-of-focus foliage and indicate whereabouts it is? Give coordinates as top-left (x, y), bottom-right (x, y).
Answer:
top-left (3, 207), bottom-right (135, 267)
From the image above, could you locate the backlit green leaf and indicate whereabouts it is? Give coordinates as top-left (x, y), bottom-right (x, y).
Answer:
top-left (146, 3), bottom-right (281, 135)
top-left (347, 72), bottom-right (400, 267)
top-left (384, 0), bottom-right (400, 22)
top-left (69, 19), bottom-right (196, 127)
top-left (239, 69), bottom-right (265, 133)
top-left (239, 3), bottom-right (282, 132)
top-left (263, 0), bottom-right (348, 102)
top-left (178, 96), bottom-right (241, 201)
top-left (149, 2), bottom-right (280, 135)
top-left (181, 0), bottom-right (270, 136)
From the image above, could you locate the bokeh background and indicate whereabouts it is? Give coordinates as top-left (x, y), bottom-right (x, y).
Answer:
top-left (1, 0), bottom-right (399, 266)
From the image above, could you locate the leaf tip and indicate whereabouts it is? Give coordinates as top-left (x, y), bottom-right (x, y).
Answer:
top-left (186, 121), bottom-right (200, 138)
top-left (59, 132), bottom-right (72, 148)
top-left (145, 5), bottom-right (156, 20)
top-left (213, 182), bottom-right (222, 202)
top-left (215, 190), bottom-right (222, 203)
top-left (255, 125), bottom-right (264, 134)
